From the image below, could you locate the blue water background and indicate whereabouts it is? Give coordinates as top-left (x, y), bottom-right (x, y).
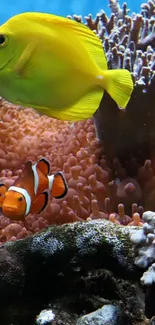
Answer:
top-left (0, 0), bottom-right (145, 24)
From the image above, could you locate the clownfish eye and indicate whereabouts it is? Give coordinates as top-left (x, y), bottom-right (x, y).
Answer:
top-left (0, 34), bottom-right (8, 47)
top-left (18, 196), bottom-right (23, 202)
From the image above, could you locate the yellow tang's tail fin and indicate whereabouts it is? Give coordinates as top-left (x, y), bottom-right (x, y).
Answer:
top-left (100, 69), bottom-right (134, 109)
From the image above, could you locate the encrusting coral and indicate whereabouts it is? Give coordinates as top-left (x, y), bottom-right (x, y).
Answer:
top-left (0, 0), bottom-right (155, 242)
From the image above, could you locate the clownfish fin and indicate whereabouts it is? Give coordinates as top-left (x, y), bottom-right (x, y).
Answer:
top-left (19, 160), bottom-right (33, 180)
top-left (30, 190), bottom-right (50, 214)
top-left (0, 183), bottom-right (8, 207)
top-left (36, 158), bottom-right (50, 176)
top-left (51, 172), bottom-right (68, 199)
top-left (25, 160), bottom-right (33, 168)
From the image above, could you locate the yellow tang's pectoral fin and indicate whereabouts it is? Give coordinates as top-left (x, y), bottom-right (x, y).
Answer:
top-left (14, 42), bottom-right (36, 78)
top-left (38, 88), bottom-right (104, 121)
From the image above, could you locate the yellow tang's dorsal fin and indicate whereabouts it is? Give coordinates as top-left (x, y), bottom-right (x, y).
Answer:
top-left (12, 12), bottom-right (107, 73)
top-left (42, 13), bottom-right (108, 72)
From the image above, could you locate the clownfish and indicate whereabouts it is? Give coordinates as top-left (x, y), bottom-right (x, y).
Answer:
top-left (0, 158), bottom-right (68, 220)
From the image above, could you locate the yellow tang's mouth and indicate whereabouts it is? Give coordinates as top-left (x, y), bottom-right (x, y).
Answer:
top-left (0, 53), bottom-right (14, 70)
top-left (0, 47), bottom-right (14, 70)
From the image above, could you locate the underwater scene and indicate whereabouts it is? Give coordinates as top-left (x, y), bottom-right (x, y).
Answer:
top-left (0, 0), bottom-right (155, 324)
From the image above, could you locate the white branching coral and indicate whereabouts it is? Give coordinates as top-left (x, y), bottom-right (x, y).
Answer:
top-left (130, 211), bottom-right (155, 285)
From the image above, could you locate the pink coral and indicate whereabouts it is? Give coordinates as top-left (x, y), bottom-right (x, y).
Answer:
top-left (0, 100), bottom-right (110, 242)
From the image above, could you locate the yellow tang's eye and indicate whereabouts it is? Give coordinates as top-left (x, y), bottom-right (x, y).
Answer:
top-left (0, 34), bottom-right (8, 47)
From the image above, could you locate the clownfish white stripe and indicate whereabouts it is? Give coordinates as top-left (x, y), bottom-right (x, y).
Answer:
top-left (8, 186), bottom-right (31, 216)
top-left (48, 174), bottom-right (54, 191)
top-left (32, 163), bottom-right (39, 195)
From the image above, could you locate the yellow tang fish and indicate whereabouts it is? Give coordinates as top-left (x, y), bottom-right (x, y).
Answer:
top-left (0, 12), bottom-right (133, 121)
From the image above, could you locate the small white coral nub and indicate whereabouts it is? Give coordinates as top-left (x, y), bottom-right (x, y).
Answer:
top-left (141, 263), bottom-right (155, 286)
top-left (36, 309), bottom-right (55, 325)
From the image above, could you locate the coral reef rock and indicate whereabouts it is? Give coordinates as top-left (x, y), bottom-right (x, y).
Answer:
top-left (1, 0), bottom-right (155, 241)
top-left (0, 219), bottom-right (148, 324)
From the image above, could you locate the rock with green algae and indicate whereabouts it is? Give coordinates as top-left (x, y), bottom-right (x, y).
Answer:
top-left (0, 248), bottom-right (24, 301)
top-left (0, 219), bottom-right (148, 324)
top-left (0, 219), bottom-right (140, 297)
top-left (3, 219), bottom-right (138, 277)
